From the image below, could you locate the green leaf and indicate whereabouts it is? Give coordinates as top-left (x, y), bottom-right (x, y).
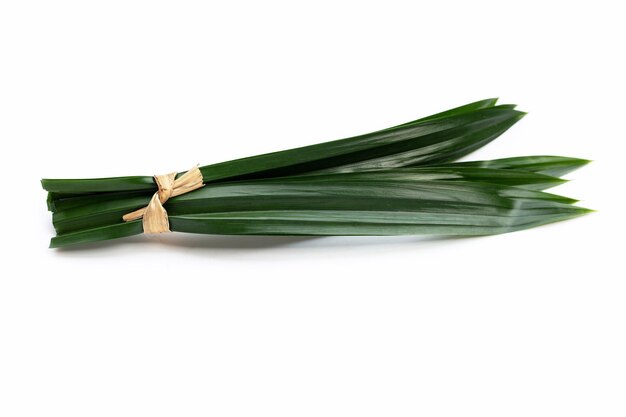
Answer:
top-left (50, 168), bottom-right (569, 235)
top-left (50, 204), bottom-right (591, 248)
top-left (382, 98), bottom-right (500, 129)
top-left (169, 207), bottom-right (589, 236)
top-left (437, 155), bottom-right (591, 176)
top-left (200, 107), bottom-right (525, 181)
top-left (50, 221), bottom-right (143, 249)
top-left (49, 166), bottom-right (566, 214)
top-left (41, 100), bottom-right (522, 194)
top-left (287, 167), bottom-right (566, 190)
top-left (49, 178), bottom-right (590, 247)
top-left (41, 99), bottom-right (590, 249)
top-left (314, 110), bottom-right (525, 173)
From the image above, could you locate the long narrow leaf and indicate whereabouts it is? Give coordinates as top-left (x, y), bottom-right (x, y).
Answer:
top-left (49, 166), bottom-right (566, 214)
top-left (50, 168), bottom-right (572, 235)
top-left (436, 155), bottom-right (591, 176)
top-left (49, 178), bottom-right (589, 247)
top-left (42, 101), bottom-right (522, 194)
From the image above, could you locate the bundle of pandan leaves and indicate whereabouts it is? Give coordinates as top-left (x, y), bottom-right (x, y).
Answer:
top-left (42, 99), bottom-right (590, 248)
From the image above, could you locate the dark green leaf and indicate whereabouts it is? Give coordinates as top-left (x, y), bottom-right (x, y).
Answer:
top-left (438, 155), bottom-right (591, 176)
top-left (49, 178), bottom-right (590, 247)
top-left (42, 100), bottom-right (522, 194)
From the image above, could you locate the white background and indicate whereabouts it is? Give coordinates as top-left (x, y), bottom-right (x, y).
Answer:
top-left (0, 1), bottom-right (624, 416)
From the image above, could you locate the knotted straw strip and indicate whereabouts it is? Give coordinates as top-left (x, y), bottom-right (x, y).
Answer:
top-left (122, 166), bottom-right (204, 233)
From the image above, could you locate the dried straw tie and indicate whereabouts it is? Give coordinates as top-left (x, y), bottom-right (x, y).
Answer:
top-left (122, 166), bottom-right (204, 234)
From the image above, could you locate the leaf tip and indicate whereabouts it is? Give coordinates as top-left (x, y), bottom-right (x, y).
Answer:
top-left (571, 206), bottom-right (595, 216)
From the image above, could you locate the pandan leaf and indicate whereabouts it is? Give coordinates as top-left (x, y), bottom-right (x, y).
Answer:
top-left (49, 178), bottom-right (590, 248)
top-left (42, 99), bottom-right (522, 194)
top-left (436, 155), bottom-right (591, 177)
